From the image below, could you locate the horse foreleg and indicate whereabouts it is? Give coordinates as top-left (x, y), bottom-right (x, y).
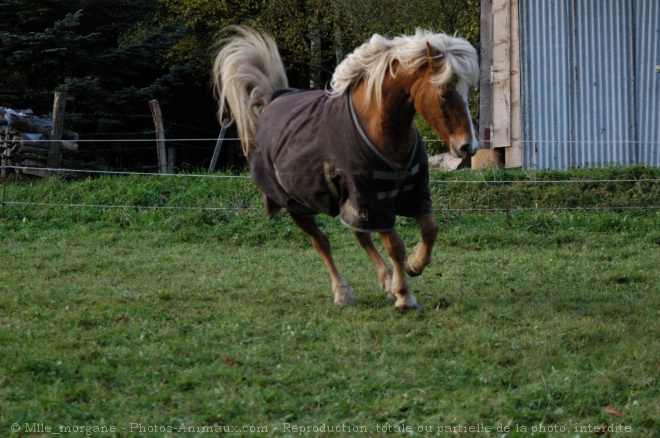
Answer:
top-left (289, 212), bottom-right (355, 306)
top-left (379, 231), bottom-right (422, 311)
top-left (404, 215), bottom-right (438, 277)
top-left (354, 231), bottom-right (395, 301)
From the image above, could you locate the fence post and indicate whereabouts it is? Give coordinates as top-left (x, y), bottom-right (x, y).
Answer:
top-left (209, 119), bottom-right (229, 172)
top-left (47, 92), bottom-right (67, 170)
top-left (149, 100), bottom-right (167, 174)
top-left (167, 147), bottom-right (176, 173)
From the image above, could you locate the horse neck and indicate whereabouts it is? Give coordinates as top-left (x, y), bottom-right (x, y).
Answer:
top-left (351, 74), bottom-right (417, 169)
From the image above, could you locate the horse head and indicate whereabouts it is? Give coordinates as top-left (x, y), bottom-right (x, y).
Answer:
top-left (410, 40), bottom-right (480, 159)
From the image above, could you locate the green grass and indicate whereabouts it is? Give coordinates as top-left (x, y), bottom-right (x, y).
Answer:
top-left (1, 166), bottom-right (659, 436)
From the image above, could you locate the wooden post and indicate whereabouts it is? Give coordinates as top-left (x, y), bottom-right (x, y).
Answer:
top-left (167, 147), bottom-right (175, 173)
top-left (473, 0), bottom-right (501, 169)
top-left (149, 100), bottom-right (167, 174)
top-left (478, 0), bottom-right (493, 150)
top-left (474, 0), bottom-right (522, 169)
top-left (47, 92), bottom-right (66, 170)
top-left (492, 0), bottom-right (511, 150)
top-left (208, 119), bottom-right (229, 172)
top-left (508, 0), bottom-right (522, 168)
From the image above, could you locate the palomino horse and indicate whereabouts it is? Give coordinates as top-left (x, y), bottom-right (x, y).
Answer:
top-left (213, 26), bottom-right (479, 311)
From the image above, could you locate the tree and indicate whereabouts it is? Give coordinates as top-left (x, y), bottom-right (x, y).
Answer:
top-left (0, 1), bottom-right (165, 119)
top-left (0, 0), bottom-right (480, 169)
top-left (0, 0), bottom-right (220, 168)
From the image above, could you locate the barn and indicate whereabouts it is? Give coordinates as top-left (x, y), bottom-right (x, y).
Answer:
top-left (474, 0), bottom-right (660, 170)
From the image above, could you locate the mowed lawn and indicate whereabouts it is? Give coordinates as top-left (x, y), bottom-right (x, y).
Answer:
top-left (0, 168), bottom-right (658, 436)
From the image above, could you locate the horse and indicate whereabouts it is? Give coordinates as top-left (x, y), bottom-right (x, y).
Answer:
top-left (213, 26), bottom-right (479, 311)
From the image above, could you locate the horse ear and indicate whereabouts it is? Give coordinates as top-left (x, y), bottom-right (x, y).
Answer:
top-left (425, 42), bottom-right (444, 71)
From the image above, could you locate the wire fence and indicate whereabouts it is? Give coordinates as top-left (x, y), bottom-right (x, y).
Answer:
top-left (3, 110), bottom-right (660, 215)
top-left (4, 163), bottom-right (660, 183)
top-left (2, 161), bottom-right (659, 215)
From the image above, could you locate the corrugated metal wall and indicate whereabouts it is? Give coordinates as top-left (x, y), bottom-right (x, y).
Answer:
top-left (520, 0), bottom-right (660, 169)
top-left (520, 0), bottom-right (573, 169)
top-left (636, 0), bottom-right (660, 165)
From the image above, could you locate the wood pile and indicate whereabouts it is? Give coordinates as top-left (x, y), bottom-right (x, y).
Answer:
top-left (1, 107), bottom-right (79, 177)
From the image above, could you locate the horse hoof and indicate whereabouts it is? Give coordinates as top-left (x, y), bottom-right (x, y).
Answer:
top-left (334, 288), bottom-right (355, 307)
top-left (395, 296), bottom-right (423, 312)
top-left (404, 255), bottom-right (427, 277)
top-left (404, 244), bottom-right (430, 277)
top-left (404, 261), bottom-right (424, 277)
top-left (335, 296), bottom-right (355, 307)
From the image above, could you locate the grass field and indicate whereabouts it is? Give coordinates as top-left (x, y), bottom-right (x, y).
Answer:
top-left (1, 166), bottom-right (659, 437)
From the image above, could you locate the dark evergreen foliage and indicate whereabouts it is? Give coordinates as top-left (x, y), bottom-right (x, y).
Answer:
top-left (0, 0), bottom-right (479, 169)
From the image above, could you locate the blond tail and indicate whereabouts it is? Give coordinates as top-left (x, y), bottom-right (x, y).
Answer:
top-left (212, 26), bottom-right (288, 163)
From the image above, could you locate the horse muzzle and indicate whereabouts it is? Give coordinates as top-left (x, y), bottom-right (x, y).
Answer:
top-left (450, 138), bottom-right (480, 159)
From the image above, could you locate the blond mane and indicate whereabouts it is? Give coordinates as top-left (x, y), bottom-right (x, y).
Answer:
top-left (328, 29), bottom-right (479, 107)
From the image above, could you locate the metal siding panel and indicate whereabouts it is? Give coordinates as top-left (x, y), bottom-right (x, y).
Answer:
top-left (519, 0), bottom-right (658, 169)
top-left (573, 0), bottom-right (635, 168)
top-left (635, 0), bottom-right (660, 165)
top-left (520, 0), bottom-right (573, 169)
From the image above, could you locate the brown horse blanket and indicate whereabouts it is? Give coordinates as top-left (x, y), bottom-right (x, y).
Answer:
top-left (251, 89), bottom-right (432, 232)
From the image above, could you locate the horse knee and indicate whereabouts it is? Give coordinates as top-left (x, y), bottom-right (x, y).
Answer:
top-left (420, 216), bottom-right (438, 242)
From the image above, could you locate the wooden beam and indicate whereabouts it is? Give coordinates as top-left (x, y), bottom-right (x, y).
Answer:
top-left (476, 0), bottom-right (523, 168)
top-left (492, 0), bottom-right (511, 150)
top-left (478, 0), bottom-right (494, 150)
top-left (507, 0), bottom-right (523, 168)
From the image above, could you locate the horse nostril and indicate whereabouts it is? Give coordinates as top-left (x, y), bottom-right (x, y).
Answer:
top-left (459, 143), bottom-right (472, 155)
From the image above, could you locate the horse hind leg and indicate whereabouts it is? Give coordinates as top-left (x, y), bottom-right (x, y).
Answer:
top-left (404, 216), bottom-right (439, 277)
top-left (354, 231), bottom-right (395, 302)
top-left (289, 212), bottom-right (355, 306)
